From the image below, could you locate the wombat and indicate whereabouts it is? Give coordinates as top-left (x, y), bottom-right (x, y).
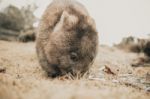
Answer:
top-left (36, 0), bottom-right (98, 77)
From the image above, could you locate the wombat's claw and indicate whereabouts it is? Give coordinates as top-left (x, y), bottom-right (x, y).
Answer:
top-left (48, 72), bottom-right (60, 78)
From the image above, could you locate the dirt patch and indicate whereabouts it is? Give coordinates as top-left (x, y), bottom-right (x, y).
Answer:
top-left (0, 41), bottom-right (149, 99)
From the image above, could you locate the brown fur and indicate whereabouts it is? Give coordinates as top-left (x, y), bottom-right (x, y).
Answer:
top-left (36, 0), bottom-right (98, 77)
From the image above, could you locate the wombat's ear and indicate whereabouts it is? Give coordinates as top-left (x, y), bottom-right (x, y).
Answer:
top-left (60, 11), bottom-right (78, 28)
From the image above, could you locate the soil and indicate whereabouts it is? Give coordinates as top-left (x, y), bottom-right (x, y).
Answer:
top-left (0, 40), bottom-right (149, 99)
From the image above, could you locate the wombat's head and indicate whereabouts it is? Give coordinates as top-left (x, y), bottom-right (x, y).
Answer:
top-left (44, 11), bottom-right (98, 77)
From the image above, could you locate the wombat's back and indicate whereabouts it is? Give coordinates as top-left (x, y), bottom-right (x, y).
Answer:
top-left (37, 0), bottom-right (89, 37)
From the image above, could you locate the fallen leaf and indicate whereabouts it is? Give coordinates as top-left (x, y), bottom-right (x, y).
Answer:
top-left (103, 65), bottom-right (116, 75)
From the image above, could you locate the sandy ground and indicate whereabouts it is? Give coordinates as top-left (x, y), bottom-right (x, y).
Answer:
top-left (0, 40), bottom-right (149, 99)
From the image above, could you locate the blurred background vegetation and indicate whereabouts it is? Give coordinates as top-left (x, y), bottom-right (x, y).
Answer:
top-left (0, 0), bottom-right (36, 42)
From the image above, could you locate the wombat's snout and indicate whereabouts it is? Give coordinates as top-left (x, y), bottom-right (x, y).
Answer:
top-left (48, 64), bottom-right (62, 78)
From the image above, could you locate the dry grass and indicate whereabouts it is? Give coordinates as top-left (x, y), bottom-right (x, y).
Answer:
top-left (0, 40), bottom-right (149, 99)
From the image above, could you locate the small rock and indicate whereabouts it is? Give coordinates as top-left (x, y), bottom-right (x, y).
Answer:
top-left (0, 66), bottom-right (6, 73)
